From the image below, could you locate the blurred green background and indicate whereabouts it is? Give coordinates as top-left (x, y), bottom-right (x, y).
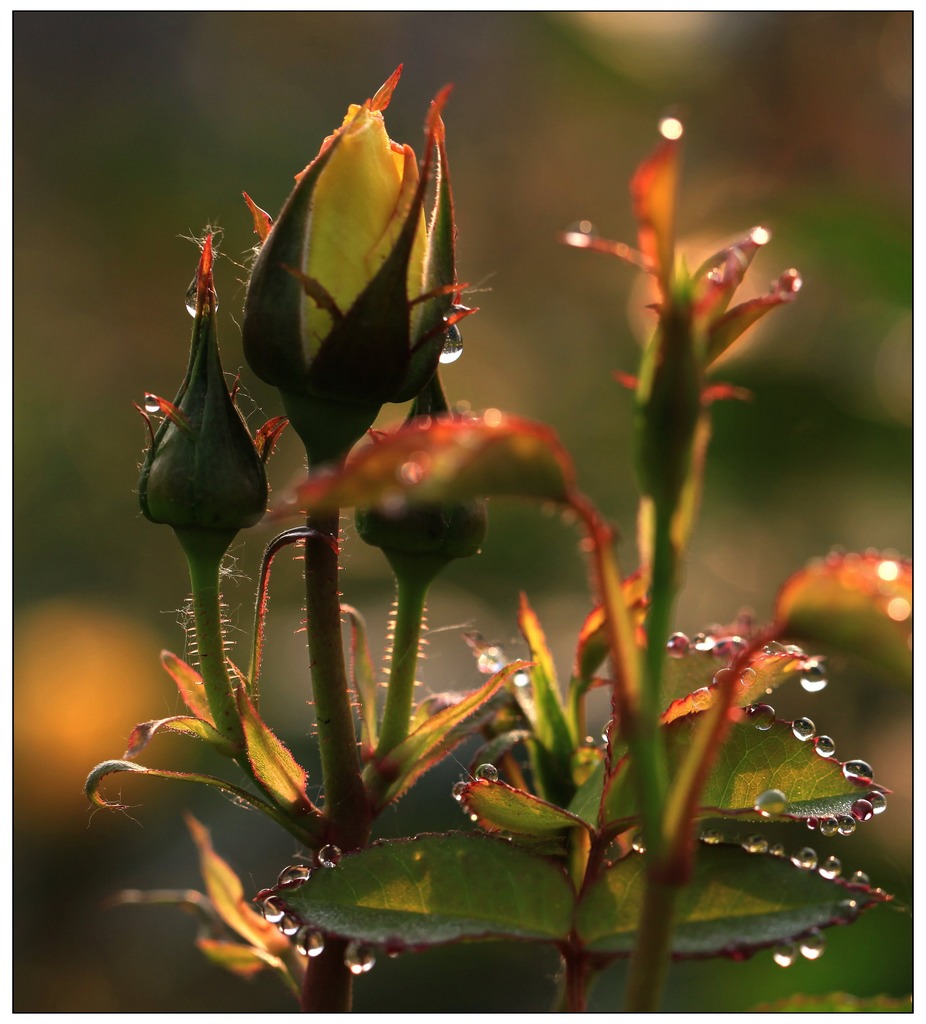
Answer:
top-left (14, 11), bottom-right (910, 1012)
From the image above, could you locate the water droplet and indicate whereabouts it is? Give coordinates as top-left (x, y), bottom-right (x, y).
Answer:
top-left (849, 870), bottom-right (870, 887)
top-left (279, 913), bottom-right (301, 936)
top-left (295, 926), bottom-right (325, 957)
top-left (819, 855), bottom-right (842, 879)
top-left (851, 798), bottom-right (874, 822)
top-left (798, 929), bottom-right (825, 960)
top-left (769, 843), bottom-right (786, 858)
top-left (562, 220), bottom-right (599, 247)
top-left (806, 817), bottom-right (818, 830)
top-left (814, 735), bottom-right (836, 757)
top-left (772, 942), bottom-right (797, 967)
top-left (143, 394), bottom-right (161, 414)
top-left (692, 632), bottom-right (715, 653)
top-left (886, 596), bottom-right (911, 621)
top-left (867, 791), bottom-right (887, 814)
top-left (712, 668), bottom-right (735, 688)
top-left (260, 896), bottom-right (286, 923)
top-left (843, 760), bottom-right (873, 783)
top-left (451, 781), bottom-right (466, 801)
top-left (750, 225), bottom-right (771, 246)
top-left (513, 669), bottom-right (530, 688)
top-left (475, 763), bottom-right (498, 782)
top-left (778, 268), bottom-right (802, 294)
top-left (755, 788), bottom-right (788, 816)
top-left (784, 644), bottom-right (805, 657)
top-left (742, 834), bottom-right (768, 854)
top-left (344, 941), bottom-right (376, 975)
top-left (738, 667), bottom-right (757, 690)
top-left (185, 276), bottom-right (217, 316)
top-left (439, 321), bottom-right (464, 364)
top-left (631, 832), bottom-right (646, 854)
top-left (666, 632), bottom-right (690, 657)
top-left (836, 815), bottom-right (857, 836)
top-left (764, 641), bottom-right (787, 655)
top-left (398, 454), bottom-right (429, 484)
top-left (318, 844), bottom-right (342, 868)
top-left (819, 817), bottom-right (838, 837)
top-left (476, 646), bottom-right (505, 674)
top-left (836, 898), bottom-right (860, 923)
top-left (700, 829), bottom-right (724, 845)
top-left (277, 864), bottom-right (311, 887)
top-left (877, 559), bottom-right (900, 581)
top-left (712, 635), bottom-right (746, 659)
top-left (791, 847), bottom-right (818, 871)
top-left (690, 687), bottom-right (712, 711)
top-left (800, 660), bottom-right (828, 693)
top-left (658, 115), bottom-right (684, 141)
top-left (792, 717), bottom-right (815, 741)
top-left (747, 703), bottom-right (775, 730)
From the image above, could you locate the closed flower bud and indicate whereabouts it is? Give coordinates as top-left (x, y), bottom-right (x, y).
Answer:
top-left (138, 237), bottom-right (268, 535)
top-left (242, 66), bottom-right (458, 463)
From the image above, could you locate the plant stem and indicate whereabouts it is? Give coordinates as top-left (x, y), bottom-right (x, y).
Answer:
top-left (300, 938), bottom-right (353, 1013)
top-left (176, 527), bottom-right (245, 750)
top-left (304, 509), bottom-right (371, 851)
top-left (374, 570), bottom-right (431, 758)
top-left (623, 877), bottom-right (677, 1011)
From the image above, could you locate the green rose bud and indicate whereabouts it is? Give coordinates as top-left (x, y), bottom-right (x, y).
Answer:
top-left (242, 66), bottom-right (458, 464)
top-left (138, 236), bottom-right (268, 540)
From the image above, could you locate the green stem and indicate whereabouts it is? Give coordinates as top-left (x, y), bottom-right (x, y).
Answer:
top-left (304, 509), bottom-right (371, 851)
top-left (623, 878), bottom-right (677, 1011)
top-left (373, 568), bottom-right (431, 759)
top-left (176, 528), bottom-right (245, 750)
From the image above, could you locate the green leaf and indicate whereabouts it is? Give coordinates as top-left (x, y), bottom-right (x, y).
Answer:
top-left (370, 663), bottom-right (526, 807)
top-left (458, 779), bottom-right (592, 837)
top-left (575, 843), bottom-right (890, 956)
top-left (276, 833), bottom-right (574, 948)
top-left (776, 552), bottom-right (912, 683)
top-left (341, 603), bottom-right (379, 755)
top-left (567, 758), bottom-right (605, 827)
top-left (751, 993), bottom-right (912, 1013)
top-left (604, 718), bottom-right (881, 827)
top-left (161, 649), bottom-right (213, 724)
top-left (279, 414), bottom-right (575, 515)
top-left (124, 715), bottom-right (237, 759)
top-left (236, 688), bottom-right (318, 818)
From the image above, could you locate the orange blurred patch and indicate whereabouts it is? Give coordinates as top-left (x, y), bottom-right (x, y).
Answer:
top-left (15, 599), bottom-right (167, 830)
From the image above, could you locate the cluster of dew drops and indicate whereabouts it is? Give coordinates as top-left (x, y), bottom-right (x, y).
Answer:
top-left (256, 845), bottom-right (378, 976)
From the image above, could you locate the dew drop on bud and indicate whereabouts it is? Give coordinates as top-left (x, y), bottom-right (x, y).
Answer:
top-left (798, 929), bottom-right (825, 960)
top-left (755, 788), bottom-right (787, 817)
top-left (843, 760), bottom-right (874, 783)
top-left (295, 926), bottom-right (325, 957)
top-left (344, 941), bottom-right (376, 975)
top-left (814, 735), bottom-right (836, 757)
top-left (851, 798), bottom-right (874, 822)
top-left (746, 703), bottom-right (775, 731)
top-left (772, 942), bottom-right (797, 967)
top-left (791, 847), bottom-right (818, 871)
top-left (779, 268), bottom-right (803, 294)
top-left (749, 226), bottom-right (771, 246)
top-left (792, 717), bottom-right (815, 742)
top-left (836, 815), bottom-right (857, 836)
top-left (185, 278), bottom-right (198, 317)
top-left (474, 763), bottom-right (498, 782)
top-left (819, 817), bottom-right (838, 837)
top-left (451, 781), bottom-right (466, 801)
top-left (742, 834), bottom-right (768, 854)
top-left (318, 844), bottom-right (342, 869)
top-left (849, 870), bottom-right (870, 887)
top-left (277, 864), bottom-right (311, 887)
top-left (439, 321), bottom-right (464, 365)
top-left (800, 660), bottom-right (828, 693)
top-left (867, 791), bottom-right (887, 814)
top-left (819, 855), bottom-right (842, 879)
top-left (260, 896), bottom-right (286, 923)
top-left (143, 394), bottom-right (161, 414)
top-left (666, 632), bottom-right (690, 657)
top-left (658, 116), bottom-right (684, 141)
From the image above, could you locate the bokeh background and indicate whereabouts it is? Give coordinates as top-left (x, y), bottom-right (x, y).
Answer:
top-left (14, 11), bottom-right (911, 1013)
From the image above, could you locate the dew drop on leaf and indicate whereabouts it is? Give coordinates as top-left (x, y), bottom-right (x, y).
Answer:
top-left (819, 817), bottom-right (838, 837)
top-left (867, 791), bottom-right (887, 814)
top-left (791, 847), bottom-right (818, 871)
top-left (295, 926), bottom-right (325, 957)
top-left (476, 646), bottom-right (506, 674)
top-left (277, 864), bottom-right (311, 887)
top-left (851, 798), bottom-right (874, 822)
top-left (666, 632), bottom-right (690, 657)
top-left (843, 759), bottom-right (874, 783)
top-left (754, 788), bottom-right (788, 816)
top-left (800, 659), bottom-right (828, 693)
top-left (699, 829), bottom-right (724, 845)
top-left (692, 632), bottom-right (715, 653)
top-left (475, 763), bottom-right (498, 782)
top-left (814, 735), bottom-right (836, 757)
top-left (260, 896), bottom-right (286, 923)
top-left (769, 843), bottom-right (786, 858)
top-left (836, 815), bottom-right (857, 836)
top-left (837, 899), bottom-right (860, 923)
top-left (742, 834), bottom-right (768, 854)
top-left (318, 844), bottom-right (342, 868)
top-left (451, 781), bottom-right (466, 801)
top-left (772, 942), bottom-right (797, 967)
top-left (819, 855), bottom-right (842, 879)
top-left (279, 913), bottom-right (301, 936)
top-left (746, 703), bottom-right (775, 731)
top-left (513, 669), bottom-right (530, 688)
top-left (849, 870), bottom-right (870, 887)
top-left (792, 717), bottom-right (815, 742)
top-left (344, 941), bottom-right (376, 975)
top-left (738, 667), bottom-right (757, 690)
top-left (799, 929), bottom-right (826, 960)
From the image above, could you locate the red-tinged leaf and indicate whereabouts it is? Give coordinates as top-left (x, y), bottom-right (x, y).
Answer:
top-left (84, 759), bottom-right (321, 845)
top-left (776, 552), bottom-right (912, 683)
top-left (706, 267), bottom-right (801, 366)
top-left (660, 643), bottom-right (810, 725)
top-left (603, 717), bottom-right (886, 829)
top-left (370, 663), bottom-right (527, 807)
top-left (459, 778), bottom-right (593, 836)
top-left (186, 814), bottom-right (290, 956)
top-left (277, 414), bottom-right (576, 516)
top-left (254, 416), bottom-right (288, 463)
top-left (124, 715), bottom-right (236, 759)
top-left (575, 843), bottom-right (890, 957)
top-left (692, 227), bottom-right (767, 324)
top-left (196, 938), bottom-right (297, 993)
top-left (573, 571), bottom-right (648, 682)
top-left (630, 126), bottom-right (682, 297)
top-left (161, 650), bottom-right (213, 724)
top-left (236, 689), bottom-right (317, 818)
top-left (752, 993), bottom-right (912, 1013)
top-left (106, 887), bottom-right (220, 933)
top-left (341, 604), bottom-right (378, 755)
top-left (141, 393), bottom-right (195, 436)
top-left (242, 192), bottom-right (272, 244)
top-left (272, 833), bottom-right (574, 949)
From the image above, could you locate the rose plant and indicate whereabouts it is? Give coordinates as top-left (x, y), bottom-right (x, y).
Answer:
top-left (87, 69), bottom-right (911, 1013)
